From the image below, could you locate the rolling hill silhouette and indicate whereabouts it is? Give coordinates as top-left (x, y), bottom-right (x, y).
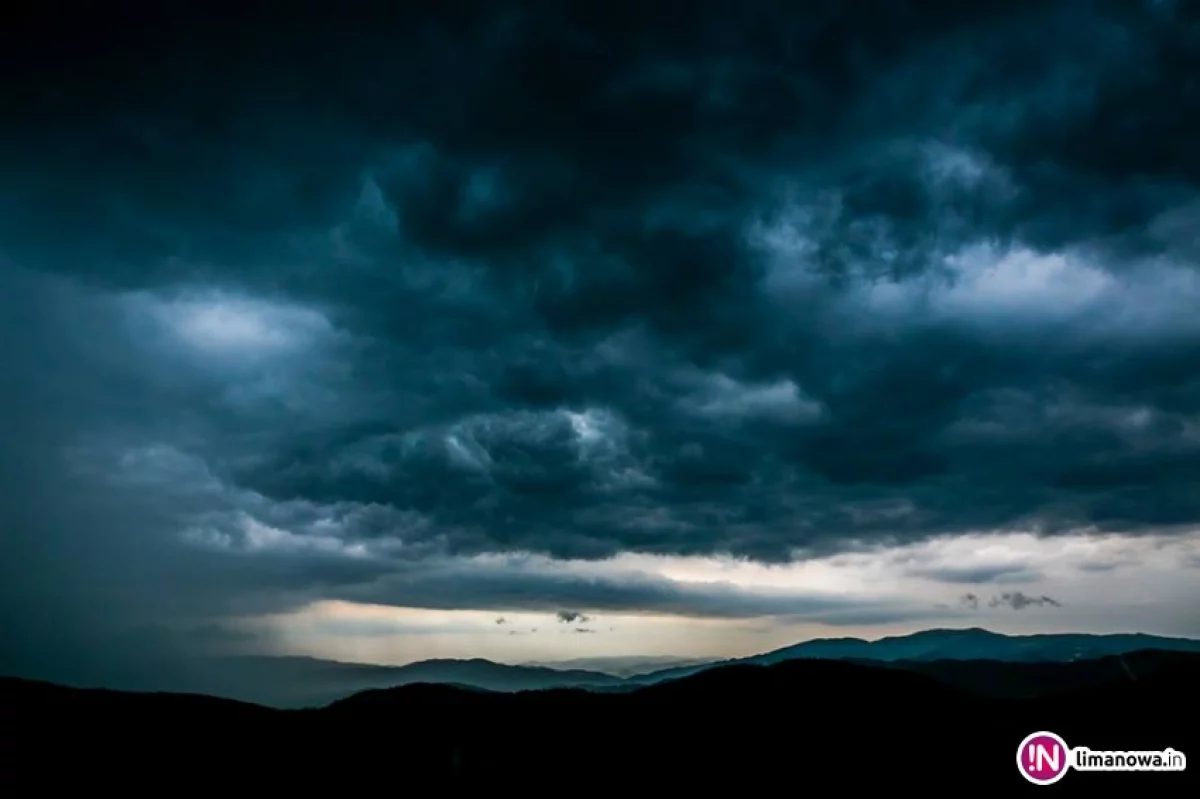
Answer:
top-left (4, 650), bottom-right (1195, 788)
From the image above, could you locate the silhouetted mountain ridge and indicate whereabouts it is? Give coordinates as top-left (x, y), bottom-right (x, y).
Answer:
top-left (5, 652), bottom-right (1196, 788)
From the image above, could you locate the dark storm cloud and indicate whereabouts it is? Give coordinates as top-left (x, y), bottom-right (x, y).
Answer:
top-left (1, 0), bottom-right (1199, 682)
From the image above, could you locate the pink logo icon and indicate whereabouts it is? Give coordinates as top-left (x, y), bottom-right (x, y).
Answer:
top-left (1017, 731), bottom-right (1071, 785)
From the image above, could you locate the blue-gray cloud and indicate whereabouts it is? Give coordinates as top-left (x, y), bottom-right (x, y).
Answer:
top-left (0, 0), bottom-right (1197, 686)
top-left (912, 564), bottom-right (1042, 585)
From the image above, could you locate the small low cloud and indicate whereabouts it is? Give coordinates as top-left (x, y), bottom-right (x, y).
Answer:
top-left (556, 610), bottom-right (591, 624)
top-left (989, 591), bottom-right (1063, 610)
top-left (959, 591), bottom-right (1062, 610)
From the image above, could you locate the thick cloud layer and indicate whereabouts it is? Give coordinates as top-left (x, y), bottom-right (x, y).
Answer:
top-left (2, 1), bottom-right (1199, 680)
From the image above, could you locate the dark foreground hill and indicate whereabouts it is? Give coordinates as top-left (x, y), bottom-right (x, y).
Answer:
top-left (3, 652), bottom-right (1195, 790)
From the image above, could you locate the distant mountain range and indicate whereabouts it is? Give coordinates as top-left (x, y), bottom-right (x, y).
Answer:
top-left (5, 650), bottom-right (1197, 785)
top-left (626, 626), bottom-right (1200, 684)
top-left (14, 627), bottom-right (1200, 707)
top-left (172, 653), bottom-right (628, 707)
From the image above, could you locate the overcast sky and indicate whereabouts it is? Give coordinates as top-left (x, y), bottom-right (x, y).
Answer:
top-left (2, 1), bottom-right (1199, 687)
